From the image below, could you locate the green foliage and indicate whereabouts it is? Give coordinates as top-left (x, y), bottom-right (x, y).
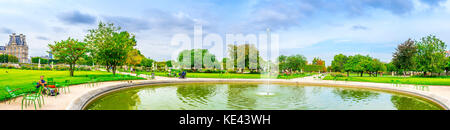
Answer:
top-left (178, 49), bottom-right (220, 70)
top-left (331, 54), bottom-right (348, 72)
top-left (392, 39), bottom-right (417, 73)
top-left (48, 38), bottom-right (88, 76)
top-left (415, 35), bottom-right (447, 76)
top-left (227, 44), bottom-right (262, 72)
top-left (0, 54), bottom-right (19, 63)
top-left (278, 54), bottom-right (307, 72)
top-left (85, 22), bottom-right (137, 75)
top-left (31, 57), bottom-right (49, 64)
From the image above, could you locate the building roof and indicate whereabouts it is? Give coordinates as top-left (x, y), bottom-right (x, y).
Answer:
top-left (8, 34), bottom-right (26, 45)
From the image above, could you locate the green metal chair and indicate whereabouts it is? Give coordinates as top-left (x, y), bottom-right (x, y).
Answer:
top-left (57, 80), bottom-right (71, 94)
top-left (5, 86), bottom-right (25, 104)
top-left (21, 87), bottom-right (45, 110)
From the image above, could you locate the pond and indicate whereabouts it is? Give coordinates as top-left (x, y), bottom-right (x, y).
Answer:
top-left (85, 83), bottom-right (444, 110)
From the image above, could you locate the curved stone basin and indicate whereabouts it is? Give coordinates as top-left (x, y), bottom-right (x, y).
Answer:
top-left (84, 83), bottom-right (444, 110)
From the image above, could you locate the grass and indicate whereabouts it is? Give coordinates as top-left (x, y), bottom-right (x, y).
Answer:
top-left (323, 74), bottom-right (450, 86)
top-left (0, 69), bottom-right (144, 101)
top-left (140, 71), bottom-right (314, 79)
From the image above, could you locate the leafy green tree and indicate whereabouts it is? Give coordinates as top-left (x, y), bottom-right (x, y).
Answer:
top-left (139, 57), bottom-right (154, 71)
top-left (0, 54), bottom-right (19, 63)
top-left (85, 22), bottom-right (137, 75)
top-left (445, 57), bottom-right (450, 76)
top-left (344, 55), bottom-right (368, 77)
top-left (278, 55), bottom-right (288, 72)
top-left (178, 49), bottom-right (219, 71)
top-left (386, 62), bottom-right (397, 76)
top-left (286, 54), bottom-right (307, 72)
top-left (392, 39), bottom-right (417, 76)
top-left (48, 38), bottom-right (88, 76)
top-left (415, 35), bottom-right (447, 77)
top-left (331, 54), bottom-right (348, 72)
top-left (227, 44), bottom-right (261, 72)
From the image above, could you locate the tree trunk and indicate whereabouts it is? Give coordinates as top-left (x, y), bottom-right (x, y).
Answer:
top-left (423, 71), bottom-right (427, 77)
top-left (347, 71), bottom-right (349, 77)
top-left (69, 63), bottom-right (74, 77)
top-left (112, 66), bottom-right (116, 75)
top-left (360, 72), bottom-right (363, 77)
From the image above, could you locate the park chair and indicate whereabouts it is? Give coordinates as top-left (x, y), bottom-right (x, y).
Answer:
top-left (5, 86), bottom-right (25, 104)
top-left (46, 82), bottom-right (59, 97)
top-left (57, 80), bottom-right (71, 94)
top-left (21, 87), bottom-right (45, 110)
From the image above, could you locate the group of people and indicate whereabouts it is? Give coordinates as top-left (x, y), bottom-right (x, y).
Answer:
top-left (35, 75), bottom-right (59, 96)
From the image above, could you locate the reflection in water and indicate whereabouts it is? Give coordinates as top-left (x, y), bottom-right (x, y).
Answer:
top-left (332, 88), bottom-right (380, 102)
top-left (227, 84), bottom-right (258, 110)
top-left (176, 84), bottom-right (217, 108)
top-left (85, 83), bottom-right (444, 110)
top-left (391, 95), bottom-right (442, 110)
top-left (87, 89), bottom-right (141, 110)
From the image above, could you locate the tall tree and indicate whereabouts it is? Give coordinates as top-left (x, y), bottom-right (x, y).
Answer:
top-left (344, 55), bottom-right (368, 77)
top-left (286, 54), bottom-right (307, 72)
top-left (415, 35), bottom-right (447, 77)
top-left (227, 44), bottom-right (261, 72)
top-left (392, 39), bottom-right (417, 76)
top-left (331, 54), bottom-right (348, 72)
top-left (178, 49), bottom-right (218, 70)
top-left (48, 38), bottom-right (88, 76)
top-left (85, 22), bottom-right (137, 75)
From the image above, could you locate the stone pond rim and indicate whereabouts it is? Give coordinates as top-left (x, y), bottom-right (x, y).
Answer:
top-left (65, 79), bottom-right (450, 110)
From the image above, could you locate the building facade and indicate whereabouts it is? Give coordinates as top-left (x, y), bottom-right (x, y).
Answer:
top-left (0, 33), bottom-right (29, 63)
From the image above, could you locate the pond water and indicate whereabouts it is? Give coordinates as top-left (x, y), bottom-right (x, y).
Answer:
top-left (85, 83), bottom-right (444, 110)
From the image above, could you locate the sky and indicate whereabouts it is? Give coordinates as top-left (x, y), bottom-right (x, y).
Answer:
top-left (1, 0), bottom-right (450, 66)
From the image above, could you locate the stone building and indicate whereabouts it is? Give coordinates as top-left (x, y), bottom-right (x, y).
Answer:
top-left (0, 33), bottom-right (29, 63)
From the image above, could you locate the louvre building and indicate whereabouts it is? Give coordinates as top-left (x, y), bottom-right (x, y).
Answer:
top-left (0, 33), bottom-right (29, 63)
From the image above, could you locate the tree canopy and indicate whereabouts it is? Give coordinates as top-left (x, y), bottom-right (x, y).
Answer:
top-left (48, 38), bottom-right (88, 76)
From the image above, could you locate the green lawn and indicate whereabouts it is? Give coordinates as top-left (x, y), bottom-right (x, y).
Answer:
top-left (323, 75), bottom-right (450, 86)
top-left (141, 71), bottom-right (314, 79)
top-left (0, 69), bottom-right (143, 101)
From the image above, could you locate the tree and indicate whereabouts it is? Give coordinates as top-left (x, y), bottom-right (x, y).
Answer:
top-left (126, 49), bottom-right (144, 69)
top-left (386, 62), bottom-right (397, 76)
top-left (178, 49), bottom-right (219, 71)
top-left (48, 38), bottom-right (88, 76)
top-left (278, 55), bottom-right (288, 72)
top-left (227, 44), bottom-right (261, 72)
top-left (0, 54), bottom-right (19, 63)
top-left (344, 55), bottom-right (368, 77)
top-left (85, 22), bottom-right (137, 75)
top-left (139, 57), bottom-right (154, 71)
top-left (286, 54), bottom-right (307, 72)
top-left (446, 57), bottom-right (450, 76)
top-left (415, 35), bottom-right (447, 77)
top-left (331, 54), bottom-right (348, 72)
top-left (392, 39), bottom-right (417, 76)
top-left (312, 57), bottom-right (327, 72)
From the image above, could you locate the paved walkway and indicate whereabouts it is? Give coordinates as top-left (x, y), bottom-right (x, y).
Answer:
top-left (1, 73), bottom-right (449, 110)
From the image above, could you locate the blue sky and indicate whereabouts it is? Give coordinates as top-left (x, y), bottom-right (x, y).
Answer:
top-left (1, 0), bottom-right (450, 65)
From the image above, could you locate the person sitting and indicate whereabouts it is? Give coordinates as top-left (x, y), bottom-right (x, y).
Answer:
top-left (36, 75), bottom-right (47, 89)
top-left (179, 71), bottom-right (187, 79)
top-left (36, 76), bottom-right (59, 96)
